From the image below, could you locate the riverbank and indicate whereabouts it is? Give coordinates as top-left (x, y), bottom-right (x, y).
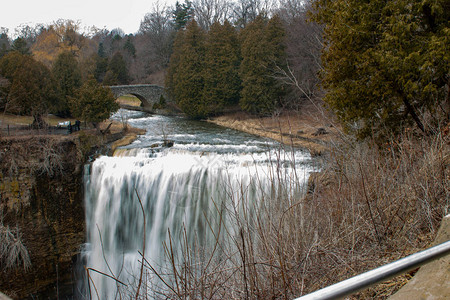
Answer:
top-left (208, 105), bottom-right (339, 155)
top-left (209, 108), bottom-right (448, 298)
top-left (96, 120), bottom-right (146, 154)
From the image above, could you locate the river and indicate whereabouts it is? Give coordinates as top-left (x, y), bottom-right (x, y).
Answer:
top-left (78, 109), bottom-right (314, 299)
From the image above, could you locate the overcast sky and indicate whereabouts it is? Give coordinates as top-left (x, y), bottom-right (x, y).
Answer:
top-left (1, 0), bottom-right (177, 36)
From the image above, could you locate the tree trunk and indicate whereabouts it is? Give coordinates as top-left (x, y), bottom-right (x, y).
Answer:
top-left (401, 96), bottom-right (425, 133)
top-left (32, 113), bottom-right (48, 129)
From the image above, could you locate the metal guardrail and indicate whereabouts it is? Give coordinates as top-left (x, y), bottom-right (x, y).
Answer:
top-left (294, 240), bottom-right (450, 300)
top-left (0, 291), bottom-right (12, 300)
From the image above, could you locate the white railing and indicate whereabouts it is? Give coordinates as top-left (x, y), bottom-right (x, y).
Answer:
top-left (294, 240), bottom-right (450, 300)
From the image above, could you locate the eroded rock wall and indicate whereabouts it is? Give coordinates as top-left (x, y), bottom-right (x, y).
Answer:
top-left (0, 136), bottom-right (85, 299)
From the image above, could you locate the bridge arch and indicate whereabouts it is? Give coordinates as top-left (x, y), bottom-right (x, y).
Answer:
top-left (109, 84), bottom-right (167, 110)
top-left (115, 92), bottom-right (149, 107)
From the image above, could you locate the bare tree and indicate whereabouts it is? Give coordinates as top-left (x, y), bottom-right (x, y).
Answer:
top-left (135, 1), bottom-right (176, 83)
top-left (231, 0), bottom-right (278, 27)
top-left (192, 0), bottom-right (233, 30)
top-left (139, 1), bottom-right (173, 36)
top-left (278, 0), bottom-right (308, 19)
top-left (276, 1), bottom-right (323, 107)
top-left (13, 23), bottom-right (43, 44)
top-left (51, 19), bottom-right (87, 55)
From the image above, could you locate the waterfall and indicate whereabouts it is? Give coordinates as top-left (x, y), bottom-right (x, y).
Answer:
top-left (79, 114), bottom-right (313, 299)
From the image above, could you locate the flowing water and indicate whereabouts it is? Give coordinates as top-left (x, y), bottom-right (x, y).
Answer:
top-left (79, 109), bottom-right (314, 298)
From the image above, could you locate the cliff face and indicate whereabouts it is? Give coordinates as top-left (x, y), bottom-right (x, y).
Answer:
top-left (0, 136), bottom-right (86, 299)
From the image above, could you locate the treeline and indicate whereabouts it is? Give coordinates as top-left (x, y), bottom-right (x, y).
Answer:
top-left (0, 49), bottom-right (118, 127)
top-left (0, 0), bottom-right (321, 120)
top-left (0, 20), bottom-right (136, 86)
top-left (4, 0), bottom-right (444, 138)
top-left (0, 0), bottom-right (320, 87)
top-left (166, 15), bottom-right (287, 118)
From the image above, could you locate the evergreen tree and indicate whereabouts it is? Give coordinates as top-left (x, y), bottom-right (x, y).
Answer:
top-left (312, 0), bottom-right (450, 138)
top-left (266, 15), bottom-right (287, 74)
top-left (11, 37), bottom-right (30, 55)
top-left (173, 0), bottom-right (194, 30)
top-left (102, 70), bottom-right (118, 86)
top-left (202, 20), bottom-right (241, 114)
top-left (123, 36), bottom-right (136, 58)
top-left (52, 51), bottom-right (82, 116)
top-left (94, 43), bottom-right (108, 83)
top-left (69, 76), bottom-right (119, 127)
top-left (165, 29), bottom-right (185, 99)
top-left (171, 20), bottom-right (206, 118)
top-left (0, 52), bottom-right (26, 113)
top-left (0, 51), bottom-right (24, 80)
top-left (0, 44), bottom-right (8, 58)
top-left (239, 15), bottom-right (287, 115)
top-left (0, 52), bottom-right (55, 126)
top-left (108, 52), bottom-right (129, 85)
top-left (266, 14), bottom-right (288, 105)
top-left (0, 32), bottom-right (10, 58)
top-left (98, 42), bottom-right (106, 58)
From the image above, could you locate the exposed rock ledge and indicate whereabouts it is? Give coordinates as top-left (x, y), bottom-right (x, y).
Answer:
top-left (389, 214), bottom-right (450, 300)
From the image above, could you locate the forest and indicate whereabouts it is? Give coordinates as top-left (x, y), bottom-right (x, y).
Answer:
top-left (1, 1), bottom-right (322, 124)
top-left (1, 0), bottom-right (448, 137)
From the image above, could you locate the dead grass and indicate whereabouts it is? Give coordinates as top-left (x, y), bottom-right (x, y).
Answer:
top-left (0, 113), bottom-right (77, 127)
top-left (115, 95), bottom-right (142, 107)
top-left (110, 128), bottom-right (146, 154)
top-left (209, 103), bottom-right (339, 155)
top-left (300, 131), bottom-right (449, 296)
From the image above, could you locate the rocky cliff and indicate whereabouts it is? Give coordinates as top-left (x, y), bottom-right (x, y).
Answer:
top-left (0, 134), bottom-right (95, 299)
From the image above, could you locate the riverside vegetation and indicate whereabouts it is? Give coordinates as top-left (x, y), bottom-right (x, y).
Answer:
top-left (147, 130), bottom-right (449, 299)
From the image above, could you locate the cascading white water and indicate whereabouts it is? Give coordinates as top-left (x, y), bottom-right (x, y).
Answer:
top-left (80, 111), bottom-right (314, 299)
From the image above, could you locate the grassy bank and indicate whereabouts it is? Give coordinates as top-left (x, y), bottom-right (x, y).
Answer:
top-left (0, 113), bottom-right (77, 127)
top-left (0, 111), bottom-right (145, 150)
top-left (208, 105), bottom-right (339, 155)
top-left (115, 95), bottom-right (142, 107)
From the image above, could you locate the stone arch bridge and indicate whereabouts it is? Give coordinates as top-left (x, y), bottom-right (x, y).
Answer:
top-left (109, 84), bottom-right (167, 111)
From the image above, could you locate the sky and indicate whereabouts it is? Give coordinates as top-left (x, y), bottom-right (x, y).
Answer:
top-left (1, 0), bottom-right (177, 36)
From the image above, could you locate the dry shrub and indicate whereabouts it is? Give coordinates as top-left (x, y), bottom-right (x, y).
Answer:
top-left (1, 136), bottom-right (71, 177)
top-left (31, 139), bottom-right (65, 177)
top-left (300, 131), bottom-right (449, 297)
top-left (0, 221), bottom-right (31, 272)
